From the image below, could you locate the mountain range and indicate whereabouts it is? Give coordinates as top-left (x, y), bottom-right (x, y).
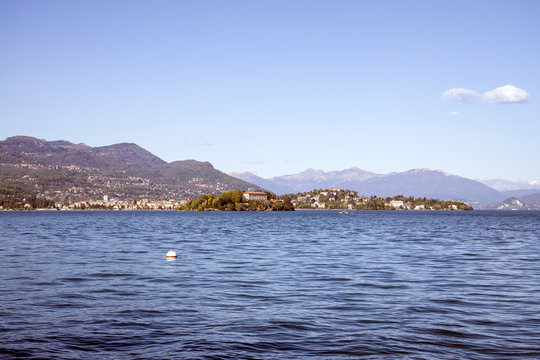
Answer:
top-left (0, 136), bottom-right (259, 201)
top-left (476, 178), bottom-right (540, 191)
top-left (2, 135), bottom-right (539, 207)
top-left (231, 168), bottom-right (540, 205)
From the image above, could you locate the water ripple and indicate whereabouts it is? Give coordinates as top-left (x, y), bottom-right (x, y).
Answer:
top-left (0, 210), bottom-right (539, 359)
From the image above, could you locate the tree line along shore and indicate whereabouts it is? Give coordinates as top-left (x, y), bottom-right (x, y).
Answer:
top-left (179, 190), bottom-right (294, 211)
top-left (1, 186), bottom-right (472, 211)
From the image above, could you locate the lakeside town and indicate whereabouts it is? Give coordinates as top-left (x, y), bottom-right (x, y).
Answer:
top-left (0, 162), bottom-right (236, 203)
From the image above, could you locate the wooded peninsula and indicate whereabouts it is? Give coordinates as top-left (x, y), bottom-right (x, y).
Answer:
top-left (287, 188), bottom-right (473, 210)
top-left (180, 190), bottom-right (294, 211)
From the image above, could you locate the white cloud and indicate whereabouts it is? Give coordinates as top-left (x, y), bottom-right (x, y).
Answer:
top-left (442, 84), bottom-right (529, 105)
top-left (483, 84), bottom-right (529, 104)
top-left (442, 87), bottom-right (481, 104)
top-left (449, 111), bottom-right (460, 117)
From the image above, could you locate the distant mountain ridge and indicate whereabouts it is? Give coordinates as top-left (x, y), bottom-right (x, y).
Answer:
top-left (229, 172), bottom-right (295, 195)
top-left (0, 136), bottom-right (167, 169)
top-left (268, 167), bottom-right (378, 193)
top-left (232, 167), bottom-right (539, 204)
top-left (477, 178), bottom-right (540, 191)
top-left (0, 136), bottom-right (260, 201)
top-left (4, 136), bottom-right (539, 207)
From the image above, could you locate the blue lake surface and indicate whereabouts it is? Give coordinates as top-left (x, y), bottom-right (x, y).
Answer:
top-left (1, 210), bottom-right (539, 359)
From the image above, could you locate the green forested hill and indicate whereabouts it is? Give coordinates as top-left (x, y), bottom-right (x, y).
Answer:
top-left (0, 136), bottom-right (260, 201)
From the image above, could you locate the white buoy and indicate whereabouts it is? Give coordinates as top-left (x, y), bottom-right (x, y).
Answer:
top-left (166, 250), bottom-right (177, 259)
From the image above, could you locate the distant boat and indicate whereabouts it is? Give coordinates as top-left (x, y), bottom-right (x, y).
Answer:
top-left (339, 211), bottom-right (348, 214)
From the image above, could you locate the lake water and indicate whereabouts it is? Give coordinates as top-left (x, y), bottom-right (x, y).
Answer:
top-left (1, 210), bottom-right (539, 359)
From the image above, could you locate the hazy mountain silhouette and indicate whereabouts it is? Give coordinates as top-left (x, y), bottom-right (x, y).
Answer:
top-left (233, 167), bottom-right (507, 202)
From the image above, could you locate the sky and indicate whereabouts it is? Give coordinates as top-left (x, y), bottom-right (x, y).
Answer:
top-left (1, 0), bottom-right (539, 181)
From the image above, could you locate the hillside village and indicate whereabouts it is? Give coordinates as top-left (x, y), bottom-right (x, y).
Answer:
top-left (287, 188), bottom-right (473, 210)
top-left (0, 136), bottom-right (258, 205)
top-left (0, 162), bottom-right (238, 203)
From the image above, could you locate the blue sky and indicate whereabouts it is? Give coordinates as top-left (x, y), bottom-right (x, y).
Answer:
top-left (1, 0), bottom-right (539, 180)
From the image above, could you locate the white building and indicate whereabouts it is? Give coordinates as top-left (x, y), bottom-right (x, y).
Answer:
top-left (243, 191), bottom-right (268, 201)
top-left (389, 200), bottom-right (404, 208)
top-left (312, 202), bottom-right (326, 209)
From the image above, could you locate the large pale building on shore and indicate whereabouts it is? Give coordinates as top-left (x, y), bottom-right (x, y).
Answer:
top-left (243, 191), bottom-right (268, 201)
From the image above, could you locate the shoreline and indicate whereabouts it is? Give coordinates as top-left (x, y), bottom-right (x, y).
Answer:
top-left (3, 208), bottom-right (535, 212)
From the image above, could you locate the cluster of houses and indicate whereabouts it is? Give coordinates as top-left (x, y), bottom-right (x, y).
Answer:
top-left (50, 191), bottom-right (272, 211)
top-left (35, 187), bottom-right (463, 211)
top-left (4, 161), bottom-right (238, 207)
top-left (55, 196), bottom-right (188, 210)
top-left (291, 188), bottom-right (461, 210)
top-left (386, 200), bottom-right (458, 210)
top-left (292, 188), bottom-right (360, 209)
